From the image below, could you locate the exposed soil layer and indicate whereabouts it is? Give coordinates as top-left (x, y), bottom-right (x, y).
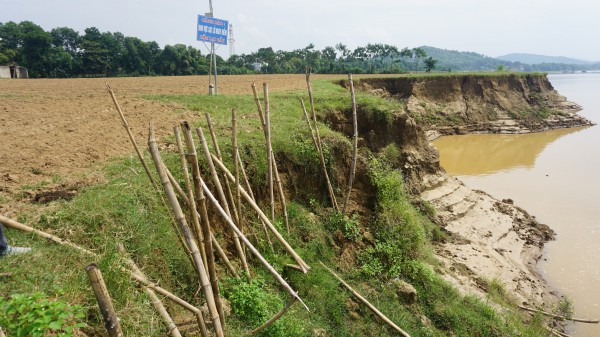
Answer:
top-left (354, 74), bottom-right (594, 140)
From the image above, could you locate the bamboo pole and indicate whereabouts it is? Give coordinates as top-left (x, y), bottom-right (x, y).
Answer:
top-left (342, 73), bottom-right (358, 216)
top-left (0, 214), bottom-right (95, 256)
top-left (197, 126), bottom-right (250, 278)
top-left (118, 244), bottom-right (183, 337)
top-left (205, 113), bottom-right (240, 224)
top-left (165, 167), bottom-right (238, 277)
top-left (86, 263), bottom-right (124, 337)
top-left (106, 84), bottom-right (158, 190)
top-left (200, 178), bottom-right (309, 311)
top-left (251, 83), bottom-right (290, 233)
top-left (0, 327), bottom-right (5, 337)
top-left (128, 271), bottom-right (208, 336)
top-left (210, 152), bottom-right (310, 272)
top-left (263, 83), bottom-right (276, 222)
top-left (0, 272), bottom-right (12, 278)
top-left (148, 125), bottom-right (224, 337)
top-left (238, 150), bottom-right (274, 251)
top-left (232, 110), bottom-right (243, 244)
top-left (319, 261), bottom-right (411, 337)
top-left (518, 305), bottom-right (599, 324)
top-left (174, 125), bottom-right (207, 268)
top-left (250, 297), bottom-right (297, 335)
top-left (304, 67), bottom-right (338, 211)
top-left (181, 121), bottom-right (227, 329)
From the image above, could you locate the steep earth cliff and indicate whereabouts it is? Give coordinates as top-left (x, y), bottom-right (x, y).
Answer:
top-left (327, 74), bottom-right (586, 306)
top-left (354, 74), bottom-right (593, 140)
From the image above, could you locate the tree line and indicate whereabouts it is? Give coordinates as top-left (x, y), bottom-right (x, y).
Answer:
top-left (0, 21), bottom-right (438, 78)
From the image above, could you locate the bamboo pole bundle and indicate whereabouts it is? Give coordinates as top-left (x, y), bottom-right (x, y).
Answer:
top-left (304, 67), bottom-right (339, 211)
top-left (199, 177), bottom-right (309, 311)
top-left (197, 126), bottom-right (250, 278)
top-left (174, 126), bottom-right (207, 268)
top-left (319, 261), bottom-right (412, 337)
top-left (118, 244), bottom-right (183, 337)
top-left (250, 297), bottom-right (297, 335)
top-left (205, 113), bottom-right (240, 224)
top-left (106, 84), bottom-right (158, 190)
top-left (86, 263), bottom-right (124, 337)
top-left (181, 121), bottom-right (227, 329)
top-left (209, 152), bottom-right (310, 272)
top-left (148, 125), bottom-right (224, 337)
top-left (0, 214), bottom-right (95, 256)
top-left (263, 83), bottom-right (276, 222)
top-left (165, 168), bottom-right (238, 277)
top-left (251, 82), bottom-right (290, 233)
top-left (342, 73), bottom-right (359, 216)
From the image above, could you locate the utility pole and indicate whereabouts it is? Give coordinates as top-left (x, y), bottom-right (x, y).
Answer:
top-left (207, 0), bottom-right (218, 95)
top-left (229, 23), bottom-right (235, 57)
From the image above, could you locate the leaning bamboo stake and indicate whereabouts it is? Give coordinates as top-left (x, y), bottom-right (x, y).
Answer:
top-left (263, 83), bottom-right (276, 222)
top-left (238, 150), bottom-right (274, 251)
top-left (200, 178), bottom-right (309, 311)
top-left (174, 125), bottom-right (207, 268)
top-left (319, 261), bottom-right (412, 337)
top-left (106, 84), bottom-right (158, 190)
top-left (197, 126), bottom-right (250, 278)
top-left (210, 153), bottom-right (310, 272)
top-left (206, 112), bottom-right (240, 225)
top-left (128, 271), bottom-right (208, 336)
top-left (148, 125), bottom-right (224, 337)
top-left (0, 327), bottom-right (6, 337)
top-left (518, 305), bottom-right (599, 324)
top-left (304, 68), bottom-right (339, 211)
top-left (165, 167), bottom-right (238, 277)
top-left (0, 214), bottom-right (95, 256)
top-left (342, 73), bottom-right (358, 216)
top-left (232, 110), bottom-right (244, 241)
top-left (86, 263), bottom-right (124, 337)
top-left (181, 121), bottom-right (227, 329)
top-left (252, 83), bottom-right (290, 233)
top-left (250, 83), bottom-right (280, 243)
top-left (118, 244), bottom-right (183, 337)
top-left (250, 297), bottom-right (298, 335)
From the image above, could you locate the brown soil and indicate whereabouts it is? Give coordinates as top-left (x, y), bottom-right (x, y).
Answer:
top-left (0, 74), bottom-right (364, 215)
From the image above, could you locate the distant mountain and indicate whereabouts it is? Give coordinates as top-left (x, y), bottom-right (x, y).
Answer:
top-left (420, 46), bottom-right (513, 71)
top-left (497, 53), bottom-right (593, 65)
top-left (419, 46), bottom-right (600, 72)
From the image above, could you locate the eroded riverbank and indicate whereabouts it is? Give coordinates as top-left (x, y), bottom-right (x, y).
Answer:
top-left (432, 73), bottom-right (600, 336)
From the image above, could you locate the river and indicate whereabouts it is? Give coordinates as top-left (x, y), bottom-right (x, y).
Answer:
top-left (433, 73), bottom-right (600, 336)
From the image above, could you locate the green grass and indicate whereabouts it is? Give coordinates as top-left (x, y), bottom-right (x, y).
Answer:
top-left (0, 77), bottom-right (552, 336)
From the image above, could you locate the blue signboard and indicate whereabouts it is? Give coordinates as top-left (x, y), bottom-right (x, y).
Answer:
top-left (197, 15), bottom-right (228, 45)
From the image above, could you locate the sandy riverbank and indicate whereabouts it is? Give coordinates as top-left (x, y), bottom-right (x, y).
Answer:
top-left (421, 172), bottom-right (558, 307)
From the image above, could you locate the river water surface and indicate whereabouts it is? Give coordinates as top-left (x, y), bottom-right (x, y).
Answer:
top-left (433, 73), bottom-right (599, 336)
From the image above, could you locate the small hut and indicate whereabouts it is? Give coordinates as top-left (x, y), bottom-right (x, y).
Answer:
top-left (0, 65), bottom-right (28, 79)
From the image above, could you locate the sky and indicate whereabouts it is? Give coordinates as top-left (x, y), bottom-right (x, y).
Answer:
top-left (1, 0), bottom-right (599, 61)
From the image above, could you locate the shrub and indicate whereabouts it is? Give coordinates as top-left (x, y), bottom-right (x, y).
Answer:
top-left (0, 292), bottom-right (86, 337)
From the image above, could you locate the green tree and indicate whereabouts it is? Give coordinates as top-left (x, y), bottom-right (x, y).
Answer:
top-left (424, 56), bottom-right (438, 72)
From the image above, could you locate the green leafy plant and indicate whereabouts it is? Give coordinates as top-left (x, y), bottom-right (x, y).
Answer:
top-left (0, 292), bottom-right (86, 337)
top-left (326, 212), bottom-right (362, 241)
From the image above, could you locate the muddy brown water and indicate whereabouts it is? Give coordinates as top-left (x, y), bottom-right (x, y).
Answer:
top-left (433, 73), bottom-right (600, 336)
